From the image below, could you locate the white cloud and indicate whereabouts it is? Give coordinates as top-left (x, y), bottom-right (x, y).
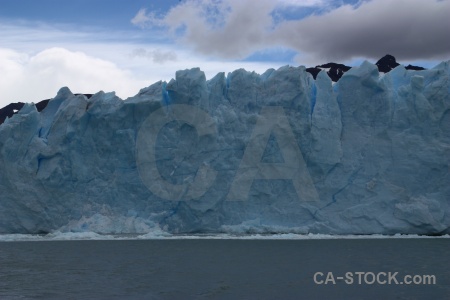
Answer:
top-left (0, 47), bottom-right (149, 106)
top-left (131, 8), bottom-right (150, 28)
top-left (0, 46), bottom-right (285, 107)
top-left (131, 8), bottom-right (163, 29)
top-left (0, 18), bottom-right (295, 107)
top-left (0, 49), bottom-right (27, 102)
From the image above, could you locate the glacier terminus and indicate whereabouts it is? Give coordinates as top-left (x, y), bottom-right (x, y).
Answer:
top-left (0, 60), bottom-right (449, 235)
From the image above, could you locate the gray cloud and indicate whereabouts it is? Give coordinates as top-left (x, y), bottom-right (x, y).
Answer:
top-left (130, 48), bottom-right (177, 63)
top-left (272, 0), bottom-right (450, 63)
top-left (132, 0), bottom-right (450, 64)
top-left (165, 0), bottom-right (276, 59)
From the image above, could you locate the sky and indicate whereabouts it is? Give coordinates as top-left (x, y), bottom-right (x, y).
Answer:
top-left (0, 0), bottom-right (449, 106)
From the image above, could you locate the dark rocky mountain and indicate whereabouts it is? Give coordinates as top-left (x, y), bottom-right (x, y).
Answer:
top-left (405, 64), bottom-right (426, 71)
top-left (376, 54), bottom-right (399, 73)
top-left (306, 62), bottom-right (352, 82)
top-left (305, 54), bottom-right (425, 81)
top-left (0, 55), bottom-right (426, 125)
top-left (0, 102), bottom-right (26, 124)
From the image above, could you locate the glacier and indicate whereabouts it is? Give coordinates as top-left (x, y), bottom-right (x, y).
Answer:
top-left (0, 60), bottom-right (449, 235)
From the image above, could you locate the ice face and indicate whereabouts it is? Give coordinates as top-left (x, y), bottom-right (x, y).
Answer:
top-left (0, 61), bottom-right (449, 235)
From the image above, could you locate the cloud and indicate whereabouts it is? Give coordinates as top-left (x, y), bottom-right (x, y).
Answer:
top-left (131, 0), bottom-right (450, 64)
top-left (132, 0), bottom-right (278, 59)
top-left (0, 20), bottom-right (292, 107)
top-left (275, 0), bottom-right (326, 7)
top-left (0, 19), bottom-right (297, 107)
top-left (131, 8), bottom-right (163, 29)
top-left (130, 48), bottom-right (177, 63)
top-left (0, 47), bottom-right (149, 106)
top-left (0, 46), bottom-right (283, 107)
top-left (273, 0), bottom-right (450, 63)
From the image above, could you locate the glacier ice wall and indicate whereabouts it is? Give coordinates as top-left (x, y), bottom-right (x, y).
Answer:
top-left (0, 61), bottom-right (449, 235)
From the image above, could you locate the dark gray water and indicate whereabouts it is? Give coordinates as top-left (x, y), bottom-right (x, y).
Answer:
top-left (0, 239), bottom-right (449, 299)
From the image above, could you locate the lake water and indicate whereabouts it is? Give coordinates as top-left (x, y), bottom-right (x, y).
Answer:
top-left (0, 237), bottom-right (449, 299)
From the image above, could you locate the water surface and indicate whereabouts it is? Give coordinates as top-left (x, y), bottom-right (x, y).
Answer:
top-left (0, 239), bottom-right (449, 299)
